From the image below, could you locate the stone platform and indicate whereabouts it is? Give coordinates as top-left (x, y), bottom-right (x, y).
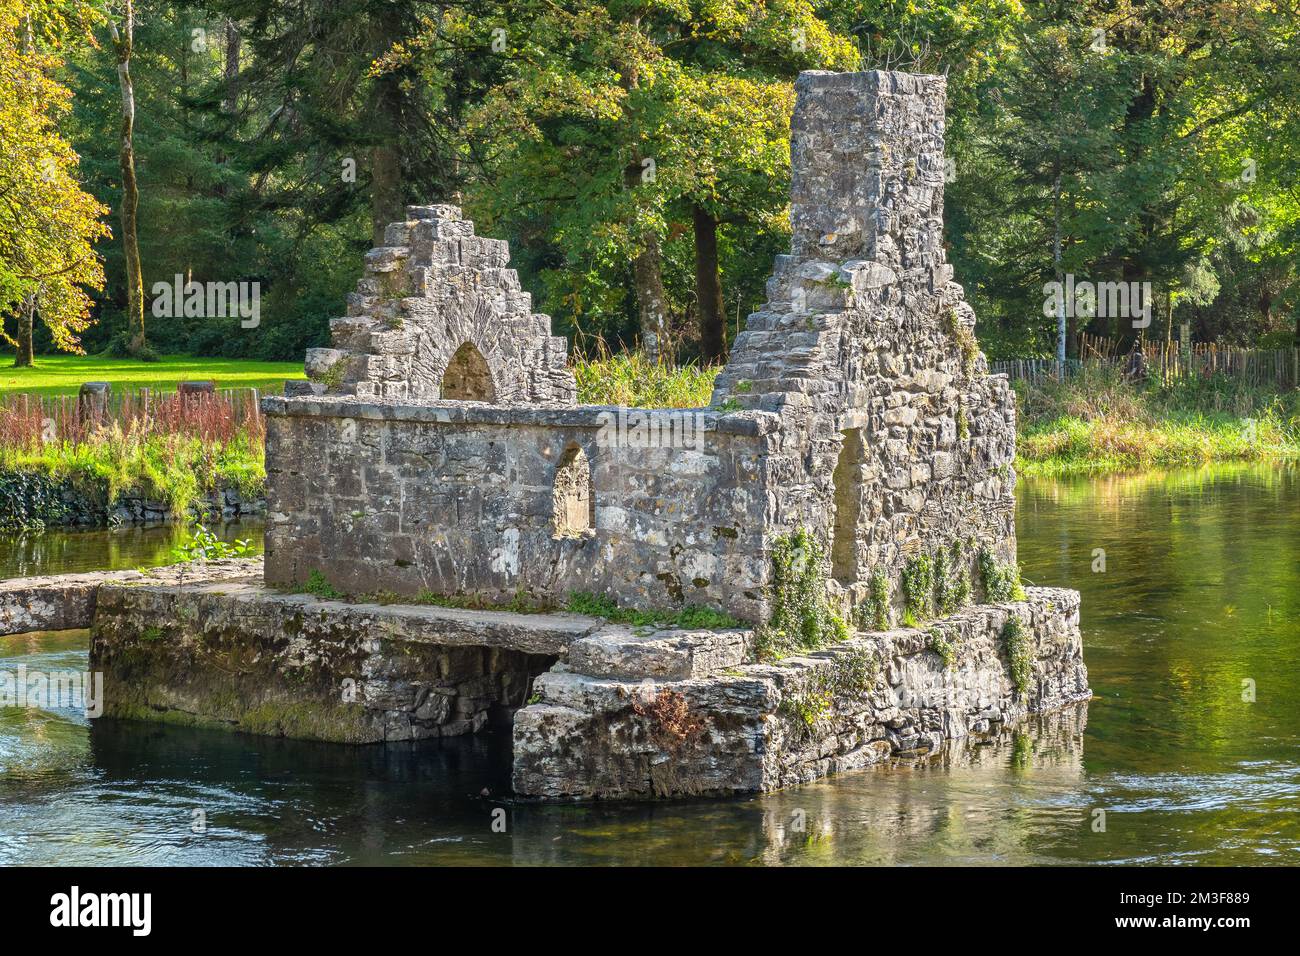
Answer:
top-left (6, 560), bottom-right (1086, 798)
top-left (513, 587), bottom-right (1087, 799)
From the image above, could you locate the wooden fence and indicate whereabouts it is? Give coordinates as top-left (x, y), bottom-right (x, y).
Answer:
top-left (0, 386), bottom-right (265, 449)
top-left (993, 335), bottom-right (1300, 390)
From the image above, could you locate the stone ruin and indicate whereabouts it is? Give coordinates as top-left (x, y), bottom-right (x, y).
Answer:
top-left (62, 70), bottom-right (1088, 800)
top-left (263, 70), bottom-right (1016, 625)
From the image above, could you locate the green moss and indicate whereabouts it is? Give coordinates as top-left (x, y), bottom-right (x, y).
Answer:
top-left (756, 528), bottom-right (850, 660)
top-left (1001, 615), bottom-right (1032, 697)
top-left (956, 407), bottom-right (970, 441)
top-left (239, 700), bottom-right (371, 743)
top-left (944, 307), bottom-right (980, 378)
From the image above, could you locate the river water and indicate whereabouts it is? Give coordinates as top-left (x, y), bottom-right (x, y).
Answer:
top-left (1, 464), bottom-right (1297, 865)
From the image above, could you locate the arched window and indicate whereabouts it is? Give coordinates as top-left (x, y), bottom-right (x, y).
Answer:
top-left (441, 342), bottom-right (496, 401)
top-left (553, 445), bottom-right (594, 537)
top-left (831, 428), bottom-right (864, 583)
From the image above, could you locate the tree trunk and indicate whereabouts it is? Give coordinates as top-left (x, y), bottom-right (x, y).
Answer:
top-left (632, 239), bottom-right (668, 363)
top-left (223, 20), bottom-right (241, 114)
top-left (368, 8), bottom-right (404, 246)
top-left (694, 206), bottom-right (725, 362)
top-left (13, 293), bottom-right (35, 368)
top-left (110, 5), bottom-right (146, 358)
top-left (1051, 170), bottom-right (1065, 377)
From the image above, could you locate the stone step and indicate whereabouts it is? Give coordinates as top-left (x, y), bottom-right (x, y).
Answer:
top-left (567, 625), bottom-right (755, 680)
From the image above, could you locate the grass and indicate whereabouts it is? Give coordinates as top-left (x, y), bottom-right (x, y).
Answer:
top-left (566, 591), bottom-right (746, 629)
top-left (1015, 365), bottom-right (1300, 476)
top-left (0, 354), bottom-right (305, 397)
top-left (573, 349), bottom-right (719, 408)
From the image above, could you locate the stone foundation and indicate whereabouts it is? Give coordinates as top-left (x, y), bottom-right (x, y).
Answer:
top-left (512, 587), bottom-right (1086, 799)
top-left (0, 556), bottom-right (1089, 800)
top-left (88, 577), bottom-right (573, 742)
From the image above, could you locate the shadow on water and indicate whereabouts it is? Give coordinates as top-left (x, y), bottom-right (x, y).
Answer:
top-left (2, 463), bottom-right (1298, 864)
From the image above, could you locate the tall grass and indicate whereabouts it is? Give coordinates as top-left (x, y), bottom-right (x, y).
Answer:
top-left (1015, 365), bottom-right (1300, 475)
top-left (573, 347), bottom-right (720, 408)
top-left (0, 390), bottom-right (266, 516)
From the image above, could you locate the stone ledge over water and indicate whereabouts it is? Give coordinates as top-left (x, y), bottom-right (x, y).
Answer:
top-left (0, 558), bottom-right (260, 636)
top-left (512, 587), bottom-right (1088, 799)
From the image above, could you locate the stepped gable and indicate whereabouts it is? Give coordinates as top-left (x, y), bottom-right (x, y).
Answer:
top-left (301, 204), bottom-right (576, 404)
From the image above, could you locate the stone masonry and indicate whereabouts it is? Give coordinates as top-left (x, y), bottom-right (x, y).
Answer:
top-left (301, 204), bottom-right (576, 404)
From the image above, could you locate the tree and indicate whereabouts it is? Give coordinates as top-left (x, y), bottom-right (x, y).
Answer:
top-left (0, 0), bottom-right (109, 366)
top-left (107, 0), bottom-right (147, 356)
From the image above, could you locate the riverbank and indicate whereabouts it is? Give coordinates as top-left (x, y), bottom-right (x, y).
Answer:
top-left (1013, 366), bottom-right (1300, 476)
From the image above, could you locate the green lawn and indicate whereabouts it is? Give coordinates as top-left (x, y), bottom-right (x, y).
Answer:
top-left (0, 354), bottom-right (306, 397)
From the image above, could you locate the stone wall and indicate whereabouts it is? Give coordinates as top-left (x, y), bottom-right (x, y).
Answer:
top-left (262, 397), bottom-right (778, 621)
top-left (301, 204), bottom-right (576, 404)
top-left (711, 71), bottom-right (1017, 617)
top-left (512, 587), bottom-right (1087, 799)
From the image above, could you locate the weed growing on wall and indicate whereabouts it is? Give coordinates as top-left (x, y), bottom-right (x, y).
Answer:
top-left (927, 628), bottom-right (958, 670)
top-left (778, 647), bottom-right (879, 738)
top-left (303, 569), bottom-right (343, 600)
top-left (631, 688), bottom-right (705, 750)
top-left (901, 553), bottom-right (934, 626)
top-left (757, 528), bottom-right (850, 660)
top-left (862, 569), bottom-right (892, 630)
top-left (979, 548), bottom-right (1026, 602)
top-left (934, 540), bottom-right (972, 616)
top-left (0, 470), bottom-right (73, 531)
top-left (1002, 615), bottom-right (1032, 696)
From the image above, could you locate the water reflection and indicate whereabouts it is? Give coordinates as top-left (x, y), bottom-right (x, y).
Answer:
top-left (0, 519), bottom-right (264, 579)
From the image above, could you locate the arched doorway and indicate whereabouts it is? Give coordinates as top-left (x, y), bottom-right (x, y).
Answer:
top-left (441, 342), bottom-right (496, 401)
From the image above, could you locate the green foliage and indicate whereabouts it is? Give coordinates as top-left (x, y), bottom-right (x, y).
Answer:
top-left (757, 528), bottom-right (851, 660)
top-left (1001, 615), bottom-right (1032, 697)
top-left (778, 647), bottom-right (879, 737)
top-left (1016, 366), bottom-right (1300, 476)
top-left (171, 523), bottom-right (255, 562)
top-left (927, 628), bottom-right (958, 670)
top-left (0, 425), bottom-right (264, 518)
top-left (565, 591), bottom-right (744, 630)
top-left (302, 570), bottom-right (343, 600)
top-left (979, 548), bottom-right (1026, 603)
top-left (0, 470), bottom-right (72, 531)
top-left (901, 553), bottom-right (934, 625)
top-left (862, 569), bottom-right (891, 631)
